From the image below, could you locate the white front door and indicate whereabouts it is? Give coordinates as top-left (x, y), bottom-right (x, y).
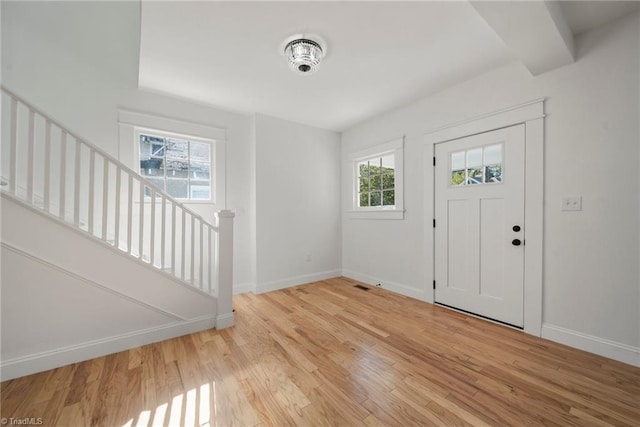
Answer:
top-left (434, 124), bottom-right (525, 327)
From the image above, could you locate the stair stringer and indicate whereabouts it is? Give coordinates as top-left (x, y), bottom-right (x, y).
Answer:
top-left (0, 193), bottom-right (218, 381)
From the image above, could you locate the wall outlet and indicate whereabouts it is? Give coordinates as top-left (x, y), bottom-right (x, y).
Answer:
top-left (561, 196), bottom-right (582, 211)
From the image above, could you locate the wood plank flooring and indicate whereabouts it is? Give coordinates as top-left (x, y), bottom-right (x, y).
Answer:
top-left (2, 277), bottom-right (639, 426)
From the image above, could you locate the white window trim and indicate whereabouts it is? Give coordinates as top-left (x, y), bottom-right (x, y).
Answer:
top-left (119, 110), bottom-right (226, 141)
top-left (117, 110), bottom-right (226, 208)
top-left (348, 137), bottom-right (405, 220)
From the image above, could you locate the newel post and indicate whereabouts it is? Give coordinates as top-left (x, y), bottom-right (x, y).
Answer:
top-left (215, 209), bottom-right (235, 329)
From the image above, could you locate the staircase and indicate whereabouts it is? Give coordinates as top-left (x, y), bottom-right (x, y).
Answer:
top-left (0, 87), bottom-right (234, 381)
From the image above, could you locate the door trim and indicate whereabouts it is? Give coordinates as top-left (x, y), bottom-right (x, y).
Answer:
top-left (423, 99), bottom-right (545, 337)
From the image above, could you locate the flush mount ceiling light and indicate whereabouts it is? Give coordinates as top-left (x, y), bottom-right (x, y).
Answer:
top-left (281, 34), bottom-right (327, 75)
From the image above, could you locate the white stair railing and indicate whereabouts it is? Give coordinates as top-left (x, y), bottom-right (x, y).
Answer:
top-left (0, 87), bottom-right (234, 326)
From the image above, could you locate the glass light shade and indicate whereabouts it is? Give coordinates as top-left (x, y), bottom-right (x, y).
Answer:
top-left (284, 39), bottom-right (323, 75)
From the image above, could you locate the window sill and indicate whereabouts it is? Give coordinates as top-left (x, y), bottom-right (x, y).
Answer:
top-left (347, 209), bottom-right (405, 220)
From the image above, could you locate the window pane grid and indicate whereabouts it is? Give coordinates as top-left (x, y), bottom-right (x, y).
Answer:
top-left (450, 144), bottom-right (502, 187)
top-left (357, 154), bottom-right (395, 207)
top-left (139, 133), bottom-right (212, 200)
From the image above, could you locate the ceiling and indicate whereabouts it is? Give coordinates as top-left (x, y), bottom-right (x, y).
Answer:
top-left (5, 1), bottom-right (637, 133)
top-left (560, 0), bottom-right (639, 35)
top-left (135, 1), bottom-right (637, 132)
top-left (139, 1), bottom-right (514, 131)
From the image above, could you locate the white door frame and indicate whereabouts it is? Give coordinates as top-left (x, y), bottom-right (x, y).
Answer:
top-left (423, 99), bottom-right (545, 337)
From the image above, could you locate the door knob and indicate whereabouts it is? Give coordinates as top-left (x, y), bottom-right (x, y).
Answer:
top-left (513, 225), bottom-right (521, 232)
top-left (512, 239), bottom-right (522, 246)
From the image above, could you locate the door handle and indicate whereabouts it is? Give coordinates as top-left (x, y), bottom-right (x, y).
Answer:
top-left (512, 239), bottom-right (522, 246)
top-left (513, 225), bottom-right (521, 232)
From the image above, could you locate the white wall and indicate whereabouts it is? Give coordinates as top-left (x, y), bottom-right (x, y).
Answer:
top-left (0, 1), bottom-right (139, 156)
top-left (1, 1), bottom-right (255, 292)
top-left (342, 13), bottom-right (639, 359)
top-left (255, 114), bottom-right (342, 292)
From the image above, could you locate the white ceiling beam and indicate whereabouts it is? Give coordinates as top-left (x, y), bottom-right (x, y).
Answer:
top-left (470, 0), bottom-right (575, 76)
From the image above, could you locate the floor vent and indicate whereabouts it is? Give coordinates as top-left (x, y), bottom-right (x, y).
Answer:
top-left (354, 284), bottom-right (370, 291)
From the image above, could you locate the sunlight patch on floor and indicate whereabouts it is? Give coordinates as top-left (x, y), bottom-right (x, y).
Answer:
top-left (122, 381), bottom-right (219, 427)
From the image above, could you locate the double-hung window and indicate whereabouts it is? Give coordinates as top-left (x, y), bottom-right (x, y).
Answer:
top-left (349, 137), bottom-right (404, 219)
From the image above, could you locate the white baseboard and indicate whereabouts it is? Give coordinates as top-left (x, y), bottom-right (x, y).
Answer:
top-left (233, 282), bottom-right (255, 295)
top-left (541, 323), bottom-right (640, 367)
top-left (0, 315), bottom-right (217, 381)
top-left (255, 269), bottom-right (342, 294)
top-left (342, 269), bottom-right (430, 302)
top-left (216, 312), bottom-right (235, 329)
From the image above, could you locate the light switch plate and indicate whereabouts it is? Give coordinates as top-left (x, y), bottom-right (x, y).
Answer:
top-left (562, 196), bottom-right (582, 211)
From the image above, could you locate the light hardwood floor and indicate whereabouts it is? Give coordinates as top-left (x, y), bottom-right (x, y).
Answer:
top-left (2, 277), bottom-right (639, 426)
